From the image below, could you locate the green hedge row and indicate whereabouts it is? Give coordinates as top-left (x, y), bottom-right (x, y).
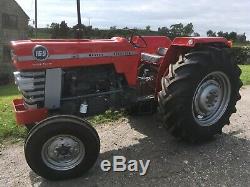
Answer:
top-left (231, 46), bottom-right (250, 64)
top-left (0, 64), bottom-right (13, 85)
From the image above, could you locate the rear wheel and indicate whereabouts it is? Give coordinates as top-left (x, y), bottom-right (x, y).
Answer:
top-left (158, 47), bottom-right (242, 142)
top-left (25, 115), bottom-right (100, 180)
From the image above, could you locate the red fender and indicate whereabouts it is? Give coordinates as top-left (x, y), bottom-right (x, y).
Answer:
top-left (155, 37), bottom-right (231, 93)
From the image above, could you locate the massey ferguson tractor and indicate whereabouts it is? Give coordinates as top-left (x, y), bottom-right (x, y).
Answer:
top-left (10, 3), bottom-right (242, 181)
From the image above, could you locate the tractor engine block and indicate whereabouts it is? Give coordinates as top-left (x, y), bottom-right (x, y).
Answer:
top-left (14, 65), bottom-right (127, 116)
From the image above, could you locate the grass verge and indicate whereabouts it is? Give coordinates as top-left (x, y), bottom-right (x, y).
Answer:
top-left (239, 65), bottom-right (250, 85)
top-left (89, 110), bottom-right (127, 125)
top-left (0, 85), bottom-right (26, 143)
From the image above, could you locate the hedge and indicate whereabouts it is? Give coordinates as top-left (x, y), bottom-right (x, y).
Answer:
top-left (231, 46), bottom-right (250, 65)
top-left (0, 64), bottom-right (13, 85)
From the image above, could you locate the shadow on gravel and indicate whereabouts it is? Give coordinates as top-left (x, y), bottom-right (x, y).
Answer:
top-left (30, 115), bottom-right (250, 187)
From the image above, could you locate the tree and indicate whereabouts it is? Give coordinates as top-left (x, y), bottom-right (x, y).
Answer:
top-left (146, 25), bottom-right (151, 32)
top-left (27, 25), bottom-right (34, 38)
top-left (207, 30), bottom-right (216, 37)
top-left (183, 23), bottom-right (194, 36)
top-left (193, 32), bottom-right (200, 37)
top-left (229, 32), bottom-right (237, 41)
top-left (158, 23), bottom-right (194, 38)
top-left (59, 21), bottom-right (70, 38)
top-left (237, 33), bottom-right (247, 43)
top-left (170, 23), bottom-right (184, 37)
top-left (50, 21), bottom-right (70, 39)
top-left (217, 31), bottom-right (229, 39)
top-left (50, 23), bottom-right (60, 39)
top-left (110, 26), bottom-right (117, 30)
top-left (73, 24), bottom-right (91, 38)
top-left (158, 27), bottom-right (170, 36)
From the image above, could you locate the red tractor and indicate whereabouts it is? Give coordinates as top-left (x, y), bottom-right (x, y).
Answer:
top-left (10, 6), bottom-right (242, 181)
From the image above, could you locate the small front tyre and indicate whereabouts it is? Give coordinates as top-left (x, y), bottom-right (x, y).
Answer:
top-left (24, 115), bottom-right (100, 180)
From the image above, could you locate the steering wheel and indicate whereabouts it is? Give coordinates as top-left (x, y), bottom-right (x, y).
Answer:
top-left (129, 30), bottom-right (147, 48)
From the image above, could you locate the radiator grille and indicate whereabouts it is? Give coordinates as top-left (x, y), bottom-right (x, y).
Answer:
top-left (14, 71), bottom-right (46, 108)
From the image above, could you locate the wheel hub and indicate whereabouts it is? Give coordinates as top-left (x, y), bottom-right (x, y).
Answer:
top-left (42, 135), bottom-right (85, 171)
top-left (192, 71), bottom-right (231, 126)
top-left (195, 80), bottom-right (222, 115)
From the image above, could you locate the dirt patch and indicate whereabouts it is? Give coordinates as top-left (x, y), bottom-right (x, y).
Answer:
top-left (0, 87), bottom-right (250, 187)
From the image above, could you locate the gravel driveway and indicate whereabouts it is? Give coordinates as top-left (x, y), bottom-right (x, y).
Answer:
top-left (0, 87), bottom-right (249, 187)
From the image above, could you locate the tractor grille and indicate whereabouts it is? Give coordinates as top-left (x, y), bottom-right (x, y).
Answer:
top-left (14, 71), bottom-right (46, 109)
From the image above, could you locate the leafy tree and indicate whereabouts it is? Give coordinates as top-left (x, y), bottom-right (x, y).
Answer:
top-left (183, 23), bottom-right (194, 36)
top-left (207, 30), bottom-right (216, 37)
top-left (228, 32), bottom-right (237, 41)
top-left (50, 21), bottom-right (70, 39)
top-left (50, 23), bottom-right (60, 38)
top-left (146, 25), bottom-right (151, 32)
top-left (193, 32), bottom-right (200, 37)
top-left (59, 21), bottom-right (70, 38)
top-left (217, 31), bottom-right (229, 39)
top-left (169, 23), bottom-right (184, 37)
top-left (110, 26), bottom-right (117, 30)
top-left (27, 25), bottom-right (34, 38)
top-left (237, 33), bottom-right (247, 43)
top-left (73, 24), bottom-right (92, 38)
top-left (158, 27), bottom-right (170, 36)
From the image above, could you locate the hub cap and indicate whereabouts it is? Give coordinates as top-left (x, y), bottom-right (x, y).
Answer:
top-left (41, 135), bottom-right (85, 171)
top-left (192, 71), bottom-right (231, 127)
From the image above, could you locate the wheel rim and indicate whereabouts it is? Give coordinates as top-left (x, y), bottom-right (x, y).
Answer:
top-left (192, 71), bottom-right (231, 127)
top-left (41, 135), bottom-right (85, 171)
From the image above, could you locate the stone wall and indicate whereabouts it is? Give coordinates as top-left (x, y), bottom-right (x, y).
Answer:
top-left (0, 0), bottom-right (29, 84)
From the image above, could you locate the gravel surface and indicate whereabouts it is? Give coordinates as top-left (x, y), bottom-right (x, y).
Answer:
top-left (0, 87), bottom-right (249, 187)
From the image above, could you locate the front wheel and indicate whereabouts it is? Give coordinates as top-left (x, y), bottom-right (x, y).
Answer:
top-left (158, 47), bottom-right (242, 142)
top-left (25, 115), bottom-right (100, 180)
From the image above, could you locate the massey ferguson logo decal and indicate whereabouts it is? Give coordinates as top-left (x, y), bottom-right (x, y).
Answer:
top-left (33, 45), bottom-right (49, 61)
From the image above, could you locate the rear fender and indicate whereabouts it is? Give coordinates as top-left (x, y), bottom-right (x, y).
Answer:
top-left (155, 37), bottom-right (231, 94)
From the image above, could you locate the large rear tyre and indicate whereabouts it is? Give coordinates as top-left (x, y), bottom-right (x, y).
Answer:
top-left (158, 47), bottom-right (242, 142)
top-left (24, 115), bottom-right (100, 180)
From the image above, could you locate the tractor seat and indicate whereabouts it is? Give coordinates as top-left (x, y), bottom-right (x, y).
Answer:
top-left (141, 47), bottom-right (168, 64)
top-left (141, 53), bottom-right (163, 64)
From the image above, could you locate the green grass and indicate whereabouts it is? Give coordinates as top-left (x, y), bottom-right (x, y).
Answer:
top-left (0, 85), bottom-right (26, 143)
top-left (233, 42), bottom-right (250, 47)
top-left (89, 110), bottom-right (127, 125)
top-left (36, 32), bottom-right (52, 39)
top-left (239, 65), bottom-right (250, 85)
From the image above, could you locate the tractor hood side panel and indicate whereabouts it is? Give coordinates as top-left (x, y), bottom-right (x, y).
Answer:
top-left (10, 37), bottom-right (140, 86)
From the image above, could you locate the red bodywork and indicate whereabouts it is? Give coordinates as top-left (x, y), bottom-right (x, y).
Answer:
top-left (13, 99), bottom-right (48, 124)
top-left (10, 36), bottom-right (231, 125)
